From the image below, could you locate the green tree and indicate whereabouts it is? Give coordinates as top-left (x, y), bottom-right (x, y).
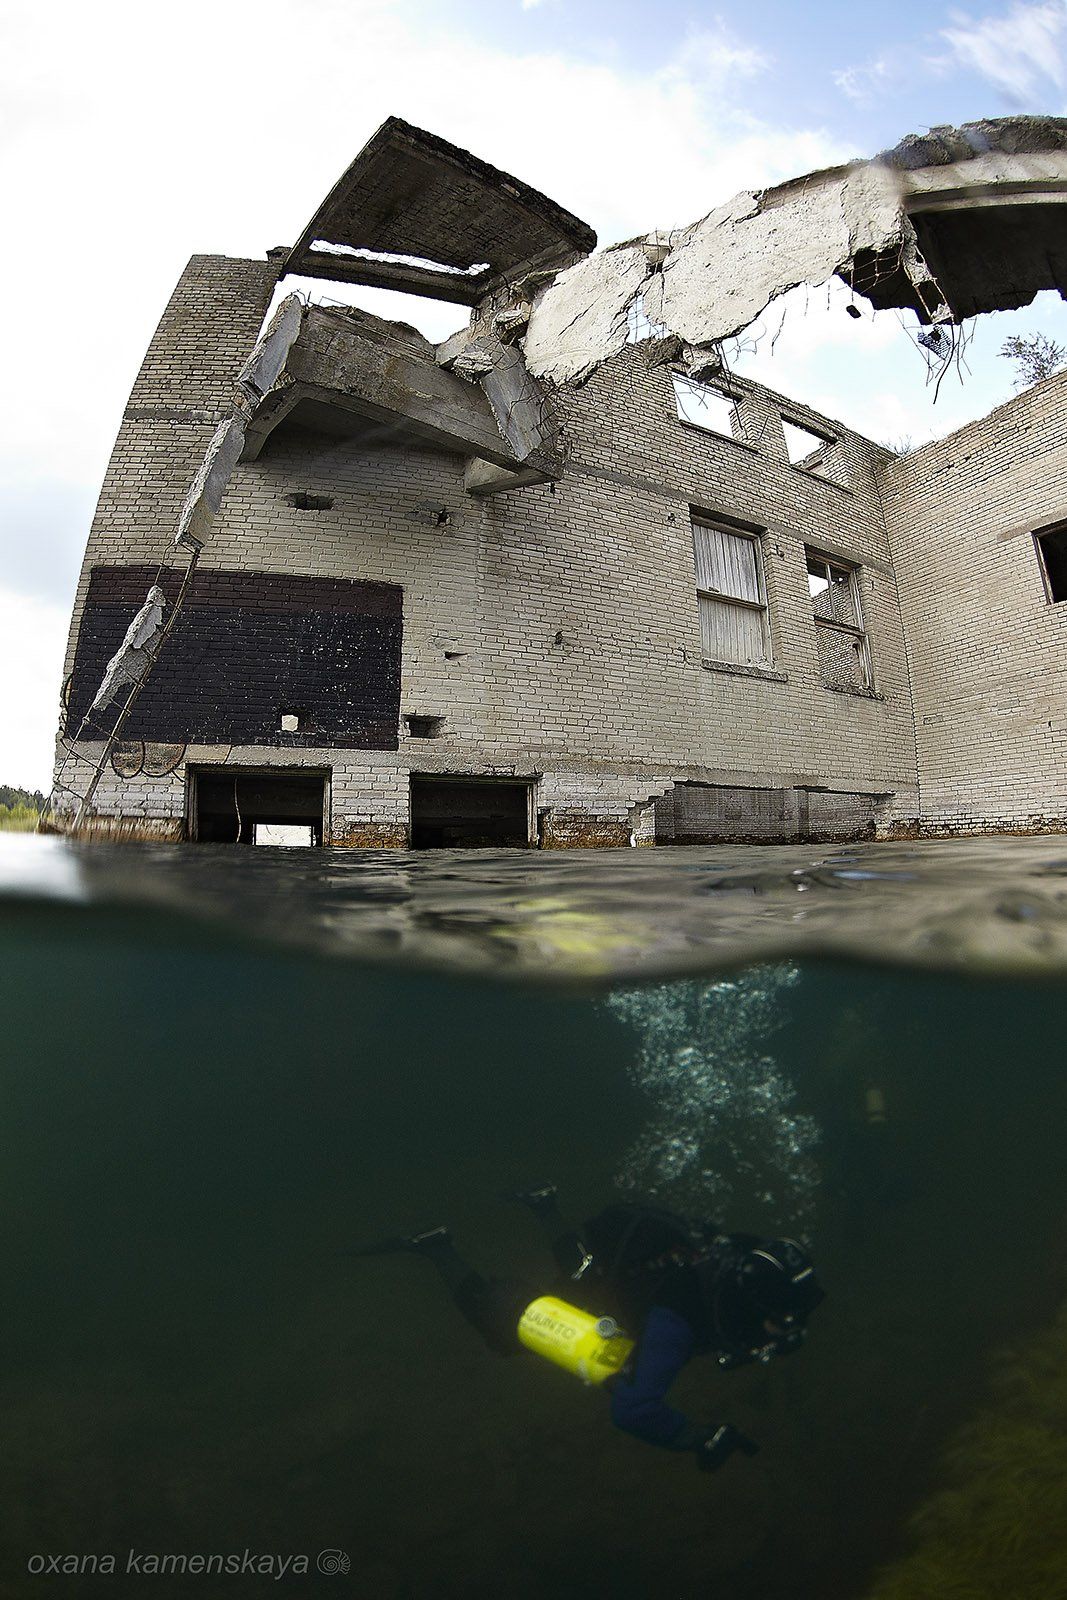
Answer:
top-left (0, 786), bottom-right (45, 812)
top-left (999, 333), bottom-right (1067, 390)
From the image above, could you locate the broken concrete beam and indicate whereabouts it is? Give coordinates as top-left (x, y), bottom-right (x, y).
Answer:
top-left (235, 294), bottom-right (305, 403)
top-left (173, 413), bottom-right (247, 548)
top-left (440, 332), bottom-right (563, 472)
top-left (243, 305), bottom-right (559, 476)
top-left (89, 586), bottom-right (166, 714)
top-left (518, 115), bottom-right (1067, 385)
top-left (479, 338), bottom-right (562, 472)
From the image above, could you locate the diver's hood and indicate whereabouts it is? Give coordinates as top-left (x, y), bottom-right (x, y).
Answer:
top-left (704, 1236), bottom-right (826, 1356)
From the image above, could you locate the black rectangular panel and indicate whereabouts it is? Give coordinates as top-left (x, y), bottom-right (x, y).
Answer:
top-left (68, 567), bottom-right (402, 750)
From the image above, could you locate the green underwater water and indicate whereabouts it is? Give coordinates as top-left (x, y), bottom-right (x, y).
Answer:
top-left (3, 839), bottom-right (1067, 1597)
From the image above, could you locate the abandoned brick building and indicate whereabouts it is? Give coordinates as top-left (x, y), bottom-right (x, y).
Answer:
top-left (55, 116), bottom-right (1067, 847)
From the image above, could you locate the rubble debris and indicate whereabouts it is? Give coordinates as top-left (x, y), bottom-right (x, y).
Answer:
top-left (518, 116), bottom-right (1067, 386)
top-left (89, 586), bottom-right (166, 714)
top-left (242, 305), bottom-right (563, 490)
top-left (174, 293), bottom-right (305, 550)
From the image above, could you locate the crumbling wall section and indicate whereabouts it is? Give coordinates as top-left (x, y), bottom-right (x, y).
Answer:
top-left (58, 269), bottom-right (918, 845)
top-left (168, 341), bottom-right (916, 842)
top-left (879, 370), bottom-right (1067, 833)
top-left (540, 346), bottom-right (918, 823)
top-left (55, 255), bottom-right (280, 820)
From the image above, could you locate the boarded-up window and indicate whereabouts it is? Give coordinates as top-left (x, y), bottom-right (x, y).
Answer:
top-left (693, 518), bottom-right (768, 665)
top-left (656, 783), bottom-right (789, 843)
top-left (806, 551), bottom-right (871, 692)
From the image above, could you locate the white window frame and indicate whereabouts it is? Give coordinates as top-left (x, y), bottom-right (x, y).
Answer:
top-left (805, 549), bottom-right (872, 692)
top-left (692, 516), bottom-right (770, 666)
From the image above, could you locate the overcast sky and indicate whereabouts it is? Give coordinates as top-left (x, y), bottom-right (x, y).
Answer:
top-left (2, 0), bottom-right (1065, 791)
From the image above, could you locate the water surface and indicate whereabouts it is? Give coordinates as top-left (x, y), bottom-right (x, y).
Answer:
top-left (3, 834), bottom-right (1067, 1597)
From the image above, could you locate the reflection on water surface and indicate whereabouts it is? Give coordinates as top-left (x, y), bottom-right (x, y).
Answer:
top-left (7, 832), bottom-right (1067, 981)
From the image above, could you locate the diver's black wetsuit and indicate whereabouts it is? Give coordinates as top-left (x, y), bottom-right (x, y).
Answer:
top-left (413, 1200), bottom-right (803, 1456)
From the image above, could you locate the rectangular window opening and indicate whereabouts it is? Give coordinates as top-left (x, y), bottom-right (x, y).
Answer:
top-left (189, 768), bottom-right (327, 845)
top-left (806, 550), bottom-right (871, 692)
top-left (1036, 521), bottom-right (1067, 603)
top-left (673, 374), bottom-right (743, 440)
top-left (784, 418), bottom-right (835, 476)
top-left (406, 714), bottom-right (444, 739)
top-left (253, 822), bottom-right (314, 847)
top-left (692, 516), bottom-right (769, 666)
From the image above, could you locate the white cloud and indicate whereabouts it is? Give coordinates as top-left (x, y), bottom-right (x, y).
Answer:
top-left (0, 0), bottom-right (850, 788)
top-left (833, 56), bottom-right (893, 106)
top-left (658, 26), bottom-right (768, 90)
top-left (0, 587), bottom-right (68, 791)
top-left (0, 0), bottom-right (843, 513)
top-left (941, 1), bottom-right (1066, 101)
top-left (729, 281), bottom-right (1067, 450)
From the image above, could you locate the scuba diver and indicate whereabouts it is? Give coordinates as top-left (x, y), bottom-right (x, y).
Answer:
top-left (351, 1188), bottom-right (825, 1471)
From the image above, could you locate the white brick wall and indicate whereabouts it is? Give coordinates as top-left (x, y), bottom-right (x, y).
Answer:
top-left (880, 369), bottom-right (1067, 832)
top-left (55, 253), bottom-right (1067, 843)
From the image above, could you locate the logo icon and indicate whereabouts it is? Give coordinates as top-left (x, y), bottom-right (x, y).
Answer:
top-left (317, 1549), bottom-right (351, 1575)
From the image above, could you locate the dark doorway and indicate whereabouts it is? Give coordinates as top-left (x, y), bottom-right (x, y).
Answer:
top-left (410, 778), bottom-right (531, 849)
top-left (190, 769), bottom-right (327, 844)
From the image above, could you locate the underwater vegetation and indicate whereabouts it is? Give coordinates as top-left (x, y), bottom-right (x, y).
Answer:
top-left (864, 1297), bottom-right (1067, 1598)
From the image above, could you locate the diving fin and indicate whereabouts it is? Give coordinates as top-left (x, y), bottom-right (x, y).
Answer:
top-left (501, 1184), bottom-right (560, 1219)
top-left (345, 1225), bottom-right (450, 1258)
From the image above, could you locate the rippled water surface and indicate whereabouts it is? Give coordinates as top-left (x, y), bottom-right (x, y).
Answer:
top-left (3, 833), bottom-right (1067, 1598)
top-left (9, 832), bottom-right (1067, 980)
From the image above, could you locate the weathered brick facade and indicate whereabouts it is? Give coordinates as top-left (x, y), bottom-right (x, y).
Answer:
top-left (54, 252), bottom-right (1067, 846)
top-left (881, 369), bottom-right (1067, 833)
top-left (68, 566), bottom-right (402, 749)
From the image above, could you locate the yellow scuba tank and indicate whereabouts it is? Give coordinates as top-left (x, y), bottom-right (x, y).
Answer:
top-left (517, 1296), bottom-right (634, 1385)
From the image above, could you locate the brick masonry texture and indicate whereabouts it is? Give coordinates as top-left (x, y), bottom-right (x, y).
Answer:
top-left (54, 253), bottom-right (1067, 845)
top-left (880, 368), bottom-right (1067, 833)
top-left (68, 567), bottom-right (402, 749)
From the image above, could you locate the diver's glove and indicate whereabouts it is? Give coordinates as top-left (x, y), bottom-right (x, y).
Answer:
top-left (694, 1423), bottom-right (759, 1472)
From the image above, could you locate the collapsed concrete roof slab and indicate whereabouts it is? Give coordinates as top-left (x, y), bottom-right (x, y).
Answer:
top-left (518, 115), bottom-right (1067, 386)
top-left (283, 116), bottom-right (596, 303)
top-left (241, 305), bottom-right (562, 486)
top-left (849, 119), bottom-right (1067, 320)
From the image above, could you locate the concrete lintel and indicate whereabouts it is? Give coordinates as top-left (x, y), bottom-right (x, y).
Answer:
top-left (464, 457), bottom-right (554, 496)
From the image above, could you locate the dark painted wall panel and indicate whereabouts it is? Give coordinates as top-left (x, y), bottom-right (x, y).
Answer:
top-left (69, 567), bottom-right (402, 749)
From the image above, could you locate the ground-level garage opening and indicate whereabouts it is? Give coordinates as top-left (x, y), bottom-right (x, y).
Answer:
top-left (654, 782), bottom-right (879, 844)
top-left (189, 768), bottom-right (328, 845)
top-left (410, 777), bottom-right (533, 848)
